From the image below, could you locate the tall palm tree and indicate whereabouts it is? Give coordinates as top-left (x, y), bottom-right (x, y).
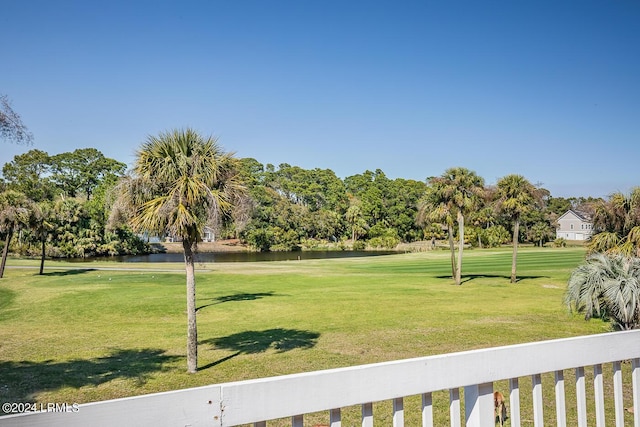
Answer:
top-left (116, 129), bottom-right (244, 373)
top-left (32, 200), bottom-right (55, 275)
top-left (0, 190), bottom-right (33, 278)
top-left (419, 168), bottom-right (484, 285)
top-left (417, 193), bottom-right (457, 279)
top-left (565, 253), bottom-right (640, 330)
top-left (495, 174), bottom-right (539, 283)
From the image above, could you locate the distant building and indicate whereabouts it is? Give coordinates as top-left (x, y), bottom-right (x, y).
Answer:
top-left (201, 226), bottom-right (216, 242)
top-left (167, 226), bottom-right (216, 242)
top-left (556, 209), bottom-right (594, 241)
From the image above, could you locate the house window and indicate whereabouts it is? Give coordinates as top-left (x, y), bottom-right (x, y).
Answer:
top-left (570, 224), bottom-right (574, 230)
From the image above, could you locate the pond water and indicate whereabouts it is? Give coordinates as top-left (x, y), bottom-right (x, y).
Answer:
top-left (70, 250), bottom-right (401, 263)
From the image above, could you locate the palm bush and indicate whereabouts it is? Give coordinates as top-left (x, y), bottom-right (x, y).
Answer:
top-left (565, 253), bottom-right (640, 330)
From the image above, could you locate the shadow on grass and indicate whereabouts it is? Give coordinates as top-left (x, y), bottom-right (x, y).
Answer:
top-left (41, 268), bottom-right (97, 276)
top-left (0, 348), bottom-right (179, 403)
top-left (196, 291), bottom-right (277, 312)
top-left (436, 274), bottom-right (548, 284)
top-left (199, 328), bottom-right (320, 370)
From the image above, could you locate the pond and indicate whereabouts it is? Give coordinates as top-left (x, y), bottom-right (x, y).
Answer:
top-left (69, 250), bottom-right (402, 263)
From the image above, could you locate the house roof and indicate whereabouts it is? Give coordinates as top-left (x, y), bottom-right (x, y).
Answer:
top-left (558, 209), bottom-right (592, 222)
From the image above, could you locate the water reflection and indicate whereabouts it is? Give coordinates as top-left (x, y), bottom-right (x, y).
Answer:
top-left (69, 251), bottom-right (400, 263)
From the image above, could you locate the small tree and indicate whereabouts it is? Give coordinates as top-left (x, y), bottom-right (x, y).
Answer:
top-left (0, 190), bottom-right (33, 278)
top-left (565, 253), bottom-right (640, 330)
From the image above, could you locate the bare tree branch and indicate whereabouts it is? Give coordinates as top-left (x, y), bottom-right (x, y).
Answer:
top-left (0, 95), bottom-right (33, 145)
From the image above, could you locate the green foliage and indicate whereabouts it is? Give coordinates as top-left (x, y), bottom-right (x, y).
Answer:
top-left (565, 253), bottom-right (640, 330)
top-left (352, 240), bottom-right (366, 251)
top-left (527, 221), bottom-right (554, 247)
top-left (244, 227), bottom-right (275, 251)
top-left (1, 149), bottom-right (55, 201)
top-left (589, 188), bottom-right (640, 257)
top-left (475, 227), bottom-right (511, 248)
top-left (0, 148), bottom-right (143, 260)
top-left (367, 226), bottom-right (400, 249)
top-left (2, 146), bottom-right (637, 260)
top-left (49, 148), bottom-right (126, 199)
top-left (554, 238), bottom-right (567, 248)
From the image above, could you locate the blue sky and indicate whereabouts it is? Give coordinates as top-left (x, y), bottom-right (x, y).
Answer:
top-left (2, 0), bottom-right (639, 198)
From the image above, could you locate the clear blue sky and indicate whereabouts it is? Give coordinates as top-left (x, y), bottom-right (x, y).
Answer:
top-left (2, 0), bottom-right (639, 198)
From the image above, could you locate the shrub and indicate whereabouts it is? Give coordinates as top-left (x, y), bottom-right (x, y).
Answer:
top-left (554, 238), bottom-right (567, 248)
top-left (565, 253), bottom-right (640, 330)
top-left (352, 240), bottom-right (366, 251)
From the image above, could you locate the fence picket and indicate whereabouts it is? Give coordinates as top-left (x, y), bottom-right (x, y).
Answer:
top-left (449, 388), bottom-right (461, 427)
top-left (632, 358), bottom-right (640, 427)
top-left (291, 414), bottom-right (303, 427)
top-left (330, 408), bottom-right (341, 427)
top-left (393, 397), bottom-right (404, 426)
top-left (554, 370), bottom-right (566, 427)
top-left (509, 377), bottom-right (521, 427)
top-left (361, 402), bottom-right (373, 427)
top-left (613, 361), bottom-right (624, 427)
top-left (594, 364), bottom-right (605, 427)
top-left (422, 392), bottom-right (433, 427)
top-left (531, 374), bottom-right (543, 427)
top-left (576, 366), bottom-right (587, 427)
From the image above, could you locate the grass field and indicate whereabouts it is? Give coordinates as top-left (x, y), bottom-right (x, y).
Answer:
top-left (0, 246), bottom-right (622, 424)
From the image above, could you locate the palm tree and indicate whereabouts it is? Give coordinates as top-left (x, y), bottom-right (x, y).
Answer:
top-left (565, 253), bottom-right (640, 330)
top-left (417, 192), bottom-right (457, 279)
top-left (495, 174), bottom-right (539, 283)
top-left (0, 190), bottom-right (33, 278)
top-left (419, 168), bottom-right (484, 285)
top-left (32, 200), bottom-right (55, 275)
top-left (116, 129), bottom-right (244, 373)
top-left (589, 188), bottom-right (640, 257)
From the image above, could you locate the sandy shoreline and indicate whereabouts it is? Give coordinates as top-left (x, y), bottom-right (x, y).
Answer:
top-left (151, 240), bottom-right (251, 254)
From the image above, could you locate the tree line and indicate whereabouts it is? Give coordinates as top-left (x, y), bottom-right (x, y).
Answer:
top-left (0, 147), bottom-right (613, 267)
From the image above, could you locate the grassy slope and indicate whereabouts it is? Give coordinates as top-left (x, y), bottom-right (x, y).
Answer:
top-left (0, 247), bottom-right (621, 424)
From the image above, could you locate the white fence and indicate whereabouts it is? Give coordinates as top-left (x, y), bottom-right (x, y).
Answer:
top-left (2, 330), bottom-right (640, 427)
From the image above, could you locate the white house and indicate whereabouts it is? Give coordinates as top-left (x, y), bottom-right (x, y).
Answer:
top-left (163, 226), bottom-right (216, 243)
top-left (556, 209), bottom-right (594, 241)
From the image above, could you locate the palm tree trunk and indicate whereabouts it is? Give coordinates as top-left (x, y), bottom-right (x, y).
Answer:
top-left (511, 218), bottom-right (520, 283)
top-left (447, 225), bottom-right (457, 281)
top-left (456, 212), bottom-right (464, 286)
top-left (39, 237), bottom-right (46, 275)
top-left (0, 230), bottom-right (13, 279)
top-left (183, 239), bottom-right (198, 373)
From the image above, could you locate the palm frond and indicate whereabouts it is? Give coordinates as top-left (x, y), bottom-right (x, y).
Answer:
top-left (566, 253), bottom-right (640, 329)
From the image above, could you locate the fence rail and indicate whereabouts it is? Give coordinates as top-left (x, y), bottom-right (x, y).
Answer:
top-left (2, 330), bottom-right (640, 426)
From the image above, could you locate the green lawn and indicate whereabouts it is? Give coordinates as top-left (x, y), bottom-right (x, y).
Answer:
top-left (0, 247), bottom-right (618, 424)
